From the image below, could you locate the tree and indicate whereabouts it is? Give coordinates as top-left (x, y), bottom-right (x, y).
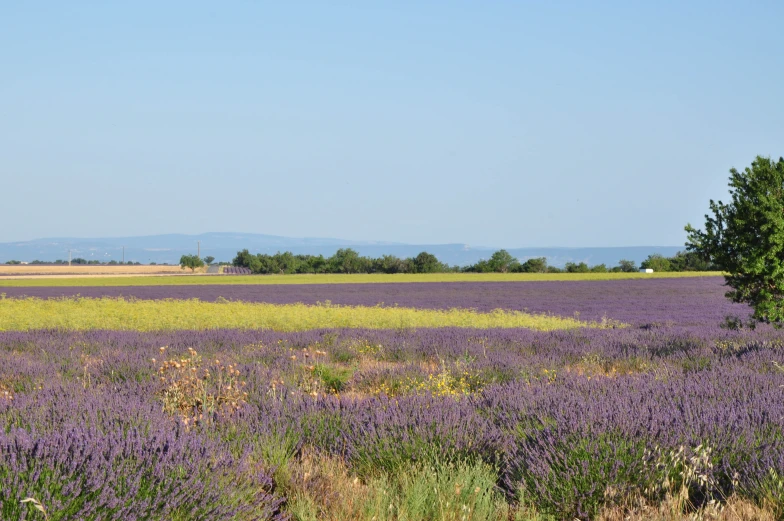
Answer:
top-left (462, 259), bottom-right (492, 273)
top-left (374, 254), bottom-right (406, 274)
top-left (616, 259), bottom-right (637, 273)
top-left (686, 156), bottom-right (784, 324)
top-left (589, 263), bottom-right (608, 273)
top-left (275, 251), bottom-right (299, 274)
top-left (179, 254), bottom-right (205, 272)
top-left (667, 251), bottom-right (715, 272)
top-left (307, 255), bottom-right (328, 274)
top-left (255, 254), bottom-right (281, 274)
top-left (487, 250), bottom-right (519, 273)
top-left (411, 252), bottom-right (443, 274)
top-left (203, 256), bottom-right (215, 265)
top-left (232, 249), bottom-right (262, 273)
top-left (640, 254), bottom-right (671, 272)
top-left (518, 257), bottom-right (548, 273)
top-left (565, 262), bottom-right (590, 273)
top-left (329, 248), bottom-right (363, 274)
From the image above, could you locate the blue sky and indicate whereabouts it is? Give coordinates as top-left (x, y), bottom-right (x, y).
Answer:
top-left (2, 1), bottom-right (782, 247)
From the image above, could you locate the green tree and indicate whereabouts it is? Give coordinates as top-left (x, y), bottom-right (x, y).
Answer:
top-left (565, 262), bottom-right (590, 273)
top-left (686, 156), bottom-right (784, 324)
top-left (255, 254), bottom-right (280, 274)
top-left (275, 251), bottom-right (299, 274)
top-left (411, 252), bottom-right (443, 273)
top-left (616, 259), bottom-right (637, 273)
top-left (640, 254), bottom-right (671, 272)
top-left (667, 251), bottom-right (714, 272)
top-left (518, 257), bottom-right (548, 273)
top-left (375, 254), bottom-right (406, 274)
top-left (329, 248), bottom-right (363, 274)
top-left (203, 256), bottom-right (215, 265)
top-left (307, 254), bottom-right (328, 274)
top-left (462, 259), bottom-right (492, 273)
top-left (589, 263), bottom-right (608, 273)
top-left (179, 254), bottom-right (205, 272)
top-left (232, 249), bottom-right (262, 273)
top-left (487, 250), bottom-right (519, 273)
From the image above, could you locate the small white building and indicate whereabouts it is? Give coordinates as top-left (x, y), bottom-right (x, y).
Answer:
top-left (639, 268), bottom-right (654, 273)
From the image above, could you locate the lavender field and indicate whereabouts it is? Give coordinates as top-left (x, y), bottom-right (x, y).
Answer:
top-left (0, 276), bottom-right (750, 327)
top-left (1, 278), bottom-right (782, 520)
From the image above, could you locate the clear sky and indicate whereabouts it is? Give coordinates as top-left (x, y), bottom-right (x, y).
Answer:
top-left (2, 1), bottom-right (782, 247)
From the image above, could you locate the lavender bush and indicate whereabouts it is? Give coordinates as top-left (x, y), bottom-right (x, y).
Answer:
top-left (1, 324), bottom-right (783, 519)
top-left (0, 371), bottom-right (285, 520)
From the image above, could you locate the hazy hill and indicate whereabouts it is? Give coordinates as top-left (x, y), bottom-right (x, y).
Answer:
top-left (0, 233), bottom-right (683, 268)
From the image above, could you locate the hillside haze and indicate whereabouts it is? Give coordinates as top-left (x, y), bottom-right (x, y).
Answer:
top-left (0, 233), bottom-right (683, 268)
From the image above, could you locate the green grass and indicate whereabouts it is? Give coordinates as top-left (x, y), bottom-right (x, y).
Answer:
top-left (0, 297), bottom-right (607, 332)
top-left (0, 271), bottom-right (724, 287)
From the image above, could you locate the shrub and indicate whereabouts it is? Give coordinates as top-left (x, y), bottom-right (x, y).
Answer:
top-left (155, 347), bottom-right (247, 426)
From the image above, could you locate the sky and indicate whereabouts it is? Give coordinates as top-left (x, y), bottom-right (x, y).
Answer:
top-left (2, 1), bottom-right (783, 248)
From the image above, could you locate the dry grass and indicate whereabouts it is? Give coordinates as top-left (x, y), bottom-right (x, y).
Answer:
top-left (597, 496), bottom-right (775, 520)
top-left (0, 264), bottom-right (198, 279)
top-left (0, 382), bottom-right (13, 402)
top-left (155, 347), bottom-right (248, 426)
top-left (285, 449), bottom-right (377, 521)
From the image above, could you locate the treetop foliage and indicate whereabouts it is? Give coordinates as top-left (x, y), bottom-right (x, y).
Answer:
top-left (686, 156), bottom-right (784, 324)
top-left (179, 254), bottom-right (205, 272)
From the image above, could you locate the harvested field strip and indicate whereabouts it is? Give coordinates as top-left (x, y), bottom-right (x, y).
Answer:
top-left (0, 297), bottom-right (609, 332)
top-left (0, 271), bottom-right (723, 287)
top-left (0, 265), bottom-right (188, 277)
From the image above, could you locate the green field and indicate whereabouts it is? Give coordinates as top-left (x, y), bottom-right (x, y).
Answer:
top-left (0, 271), bottom-right (723, 287)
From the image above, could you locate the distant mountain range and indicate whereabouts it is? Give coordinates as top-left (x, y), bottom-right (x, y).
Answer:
top-left (0, 233), bottom-right (685, 268)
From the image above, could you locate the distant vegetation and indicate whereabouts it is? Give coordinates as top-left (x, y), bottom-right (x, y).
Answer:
top-left (231, 248), bottom-right (716, 275)
top-left (4, 259), bottom-right (147, 265)
top-left (178, 254), bottom-right (205, 272)
top-left (3, 249), bottom-right (716, 274)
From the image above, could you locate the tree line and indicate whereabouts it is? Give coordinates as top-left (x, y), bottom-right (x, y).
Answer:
top-left (4, 259), bottom-right (146, 265)
top-left (230, 248), bottom-right (716, 275)
top-left (4, 250), bottom-right (716, 273)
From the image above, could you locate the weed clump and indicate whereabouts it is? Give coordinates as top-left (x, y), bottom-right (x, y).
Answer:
top-left (0, 382), bottom-right (13, 402)
top-left (155, 346), bottom-right (247, 426)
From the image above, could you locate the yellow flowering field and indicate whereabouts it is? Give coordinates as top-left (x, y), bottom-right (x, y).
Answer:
top-left (0, 297), bottom-right (613, 332)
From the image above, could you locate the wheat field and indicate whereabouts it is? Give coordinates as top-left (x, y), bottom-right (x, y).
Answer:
top-left (0, 264), bottom-right (197, 279)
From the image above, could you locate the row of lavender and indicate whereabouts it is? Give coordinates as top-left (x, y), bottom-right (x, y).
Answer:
top-left (2, 326), bottom-right (783, 519)
top-left (222, 266), bottom-right (252, 275)
top-left (0, 277), bottom-right (749, 327)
